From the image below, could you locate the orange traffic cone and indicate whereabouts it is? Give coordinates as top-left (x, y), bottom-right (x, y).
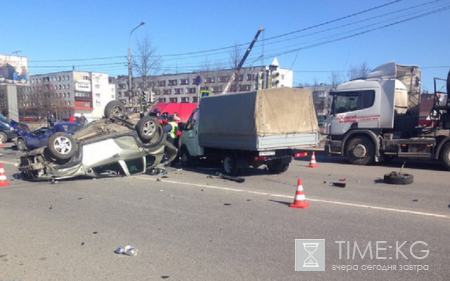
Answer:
top-left (0, 162), bottom-right (8, 186)
top-left (308, 151), bottom-right (318, 168)
top-left (290, 178), bottom-right (309, 208)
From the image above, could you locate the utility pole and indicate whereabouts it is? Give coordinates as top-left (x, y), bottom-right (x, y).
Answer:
top-left (127, 21), bottom-right (145, 111)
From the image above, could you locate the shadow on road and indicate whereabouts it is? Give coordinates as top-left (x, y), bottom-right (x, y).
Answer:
top-left (268, 199), bottom-right (291, 206)
top-left (294, 150), bottom-right (448, 172)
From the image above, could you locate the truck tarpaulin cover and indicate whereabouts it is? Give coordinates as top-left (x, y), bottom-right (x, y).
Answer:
top-left (198, 88), bottom-right (319, 149)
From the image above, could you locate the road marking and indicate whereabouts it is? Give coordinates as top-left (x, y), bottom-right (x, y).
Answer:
top-left (1, 160), bottom-right (18, 166)
top-left (137, 176), bottom-right (450, 220)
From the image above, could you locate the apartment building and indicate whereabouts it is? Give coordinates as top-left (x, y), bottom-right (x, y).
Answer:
top-left (17, 71), bottom-right (115, 121)
top-left (116, 61), bottom-right (293, 112)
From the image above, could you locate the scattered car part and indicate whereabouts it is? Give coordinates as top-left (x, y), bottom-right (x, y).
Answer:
top-left (383, 172), bottom-right (414, 185)
top-left (114, 245), bottom-right (138, 256)
top-left (330, 182), bottom-right (346, 188)
top-left (216, 172), bottom-right (245, 183)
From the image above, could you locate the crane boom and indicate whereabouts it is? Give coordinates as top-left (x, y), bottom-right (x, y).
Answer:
top-left (222, 26), bottom-right (264, 94)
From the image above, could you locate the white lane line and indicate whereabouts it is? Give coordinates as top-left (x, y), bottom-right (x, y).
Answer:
top-left (138, 176), bottom-right (450, 220)
top-left (1, 160), bottom-right (19, 166)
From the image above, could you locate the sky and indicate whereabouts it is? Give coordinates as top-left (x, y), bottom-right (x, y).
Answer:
top-left (2, 0), bottom-right (450, 92)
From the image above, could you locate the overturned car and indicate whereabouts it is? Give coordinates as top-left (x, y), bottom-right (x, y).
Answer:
top-left (18, 101), bottom-right (177, 180)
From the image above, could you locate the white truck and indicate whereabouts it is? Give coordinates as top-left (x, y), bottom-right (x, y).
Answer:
top-left (178, 88), bottom-right (320, 175)
top-left (325, 61), bottom-right (450, 170)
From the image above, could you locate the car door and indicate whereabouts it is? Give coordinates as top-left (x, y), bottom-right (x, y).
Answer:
top-left (180, 109), bottom-right (202, 156)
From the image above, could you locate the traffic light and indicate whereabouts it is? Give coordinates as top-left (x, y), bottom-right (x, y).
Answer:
top-left (149, 91), bottom-right (155, 103)
top-left (272, 72), bottom-right (280, 88)
top-left (256, 72), bottom-right (263, 90)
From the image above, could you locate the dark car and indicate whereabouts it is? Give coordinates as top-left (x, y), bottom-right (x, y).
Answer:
top-left (18, 101), bottom-right (177, 181)
top-left (15, 122), bottom-right (83, 151)
top-left (0, 121), bottom-right (18, 143)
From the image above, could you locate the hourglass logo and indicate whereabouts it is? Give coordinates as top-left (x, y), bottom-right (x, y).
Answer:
top-left (295, 239), bottom-right (325, 271)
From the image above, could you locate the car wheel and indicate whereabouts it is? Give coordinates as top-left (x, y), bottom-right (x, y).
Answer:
top-left (267, 159), bottom-right (289, 174)
top-left (223, 153), bottom-right (240, 176)
top-left (346, 136), bottom-right (375, 165)
top-left (47, 132), bottom-right (77, 160)
top-left (17, 138), bottom-right (27, 151)
top-left (104, 100), bottom-right (126, 119)
top-left (136, 116), bottom-right (158, 141)
top-left (383, 172), bottom-right (414, 185)
top-left (440, 142), bottom-right (450, 171)
top-left (0, 132), bottom-right (7, 143)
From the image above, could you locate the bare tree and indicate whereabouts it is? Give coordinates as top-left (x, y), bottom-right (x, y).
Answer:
top-left (132, 34), bottom-right (162, 95)
top-left (229, 42), bottom-right (242, 69)
top-left (329, 71), bottom-right (344, 89)
top-left (227, 42), bottom-right (244, 92)
top-left (347, 62), bottom-right (371, 80)
top-left (200, 58), bottom-right (212, 72)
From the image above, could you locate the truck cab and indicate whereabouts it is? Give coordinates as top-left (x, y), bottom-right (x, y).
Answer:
top-left (179, 108), bottom-right (203, 160)
top-left (325, 61), bottom-right (450, 170)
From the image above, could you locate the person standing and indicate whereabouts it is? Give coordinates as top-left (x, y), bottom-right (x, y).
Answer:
top-left (47, 111), bottom-right (55, 127)
top-left (79, 113), bottom-right (87, 125)
top-left (165, 115), bottom-right (178, 145)
top-left (173, 112), bottom-right (181, 122)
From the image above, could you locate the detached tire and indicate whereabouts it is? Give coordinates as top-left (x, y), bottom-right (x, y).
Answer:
top-left (47, 132), bottom-right (77, 160)
top-left (383, 172), bottom-right (414, 185)
top-left (104, 100), bottom-right (126, 118)
top-left (346, 136), bottom-right (375, 165)
top-left (136, 116), bottom-right (159, 142)
top-left (267, 159), bottom-right (289, 174)
top-left (223, 153), bottom-right (240, 176)
top-left (440, 142), bottom-right (450, 171)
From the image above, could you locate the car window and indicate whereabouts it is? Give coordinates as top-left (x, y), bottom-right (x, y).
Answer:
top-left (145, 155), bottom-right (156, 167)
top-left (92, 162), bottom-right (125, 176)
top-left (125, 158), bottom-right (145, 175)
top-left (186, 110), bottom-right (198, 130)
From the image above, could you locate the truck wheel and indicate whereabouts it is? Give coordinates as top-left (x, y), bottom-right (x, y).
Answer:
top-left (47, 132), bottom-right (77, 160)
top-left (440, 142), bottom-right (450, 171)
top-left (223, 153), bottom-right (240, 176)
top-left (180, 147), bottom-right (192, 167)
top-left (136, 116), bottom-right (158, 142)
top-left (104, 100), bottom-right (126, 119)
top-left (267, 159), bottom-right (289, 174)
top-left (383, 172), bottom-right (414, 185)
top-left (346, 136), bottom-right (375, 165)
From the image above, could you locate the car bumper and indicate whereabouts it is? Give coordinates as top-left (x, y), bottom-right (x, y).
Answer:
top-left (3, 130), bottom-right (17, 140)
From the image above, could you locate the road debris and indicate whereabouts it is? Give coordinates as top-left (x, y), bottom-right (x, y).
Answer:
top-left (114, 245), bottom-right (138, 256)
top-left (383, 171), bottom-right (414, 185)
top-left (215, 172), bottom-right (245, 183)
top-left (330, 182), bottom-right (346, 188)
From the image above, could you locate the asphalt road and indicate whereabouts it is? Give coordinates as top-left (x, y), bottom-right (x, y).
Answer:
top-left (0, 143), bottom-right (449, 281)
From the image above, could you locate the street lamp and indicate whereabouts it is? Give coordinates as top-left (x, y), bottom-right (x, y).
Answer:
top-left (127, 20), bottom-right (145, 108)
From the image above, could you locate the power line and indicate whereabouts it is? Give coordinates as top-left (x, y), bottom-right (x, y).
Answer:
top-left (28, 0), bottom-right (406, 64)
top-left (27, 0), bottom-right (450, 75)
